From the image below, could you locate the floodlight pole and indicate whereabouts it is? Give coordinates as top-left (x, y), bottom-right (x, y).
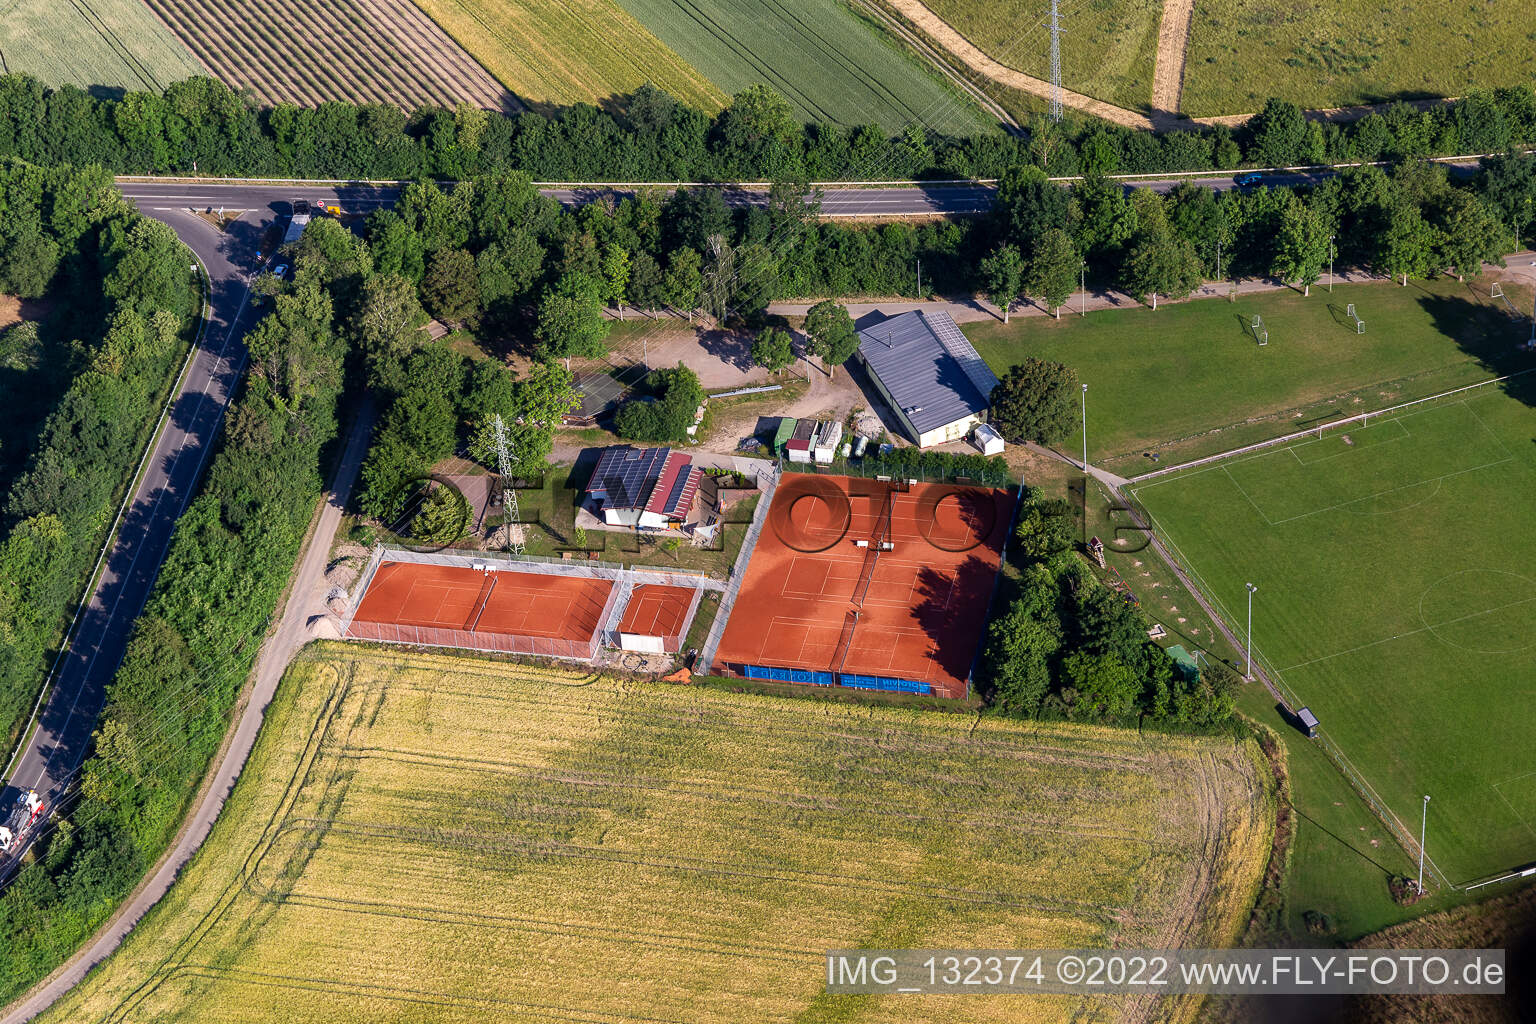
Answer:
top-left (1329, 235), bottom-right (1335, 293)
top-left (1215, 239), bottom-right (1222, 287)
top-left (1080, 260), bottom-right (1087, 317)
top-left (1244, 582), bottom-right (1258, 679)
top-left (1080, 383), bottom-right (1089, 470)
top-left (1417, 794), bottom-right (1431, 892)
top-left (916, 258), bottom-right (922, 296)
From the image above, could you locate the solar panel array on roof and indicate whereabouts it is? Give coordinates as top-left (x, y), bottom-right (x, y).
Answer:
top-left (855, 310), bottom-right (997, 435)
top-left (587, 445), bottom-right (672, 511)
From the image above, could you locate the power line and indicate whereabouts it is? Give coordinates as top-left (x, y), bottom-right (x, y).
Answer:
top-left (1049, 0), bottom-right (1063, 121)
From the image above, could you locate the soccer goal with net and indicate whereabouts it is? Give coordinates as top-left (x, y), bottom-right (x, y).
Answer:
top-left (1345, 303), bottom-right (1365, 334)
top-left (1251, 314), bottom-right (1268, 346)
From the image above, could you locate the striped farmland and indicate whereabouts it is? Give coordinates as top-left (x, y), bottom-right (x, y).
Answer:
top-left (140, 0), bottom-right (514, 110)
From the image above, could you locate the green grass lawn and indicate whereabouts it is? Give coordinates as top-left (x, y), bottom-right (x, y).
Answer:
top-left (965, 280), bottom-right (1529, 476)
top-left (2, 0), bottom-right (202, 93)
top-left (920, 0), bottom-right (1162, 113)
top-left (1183, 0), bottom-right (1536, 116)
top-left (613, 0), bottom-right (994, 134)
top-left (1128, 382), bottom-right (1536, 884)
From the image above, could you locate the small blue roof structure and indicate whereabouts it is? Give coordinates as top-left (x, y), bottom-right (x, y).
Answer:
top-left (854, 310), bottom-right (999, 441)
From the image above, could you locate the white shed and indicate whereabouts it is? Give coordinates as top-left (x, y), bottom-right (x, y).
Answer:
top-left (973, 423), bottom-right (1005, 456)
top-left (813, 421), bottom-right (843, 464)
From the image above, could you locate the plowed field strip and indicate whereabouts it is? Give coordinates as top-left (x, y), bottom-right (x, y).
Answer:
top-left (141, 0), bottom-right (513, 109)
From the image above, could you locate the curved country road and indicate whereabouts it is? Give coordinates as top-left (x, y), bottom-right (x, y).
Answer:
top-left (0, 206), bottom-right (259, 861)
top-left (0, 196), bottom-right (369, 1023)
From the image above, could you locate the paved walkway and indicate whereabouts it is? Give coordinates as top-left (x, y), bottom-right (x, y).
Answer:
top-left (697, 463), bottom-right (779, 674)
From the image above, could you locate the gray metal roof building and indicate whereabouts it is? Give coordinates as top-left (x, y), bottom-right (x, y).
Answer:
top-left (853, 310), bottom-right (999, 447)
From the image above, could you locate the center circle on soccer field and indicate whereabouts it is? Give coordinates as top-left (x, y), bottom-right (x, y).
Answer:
top-left (1417, 569), bottom-right (1536, 654)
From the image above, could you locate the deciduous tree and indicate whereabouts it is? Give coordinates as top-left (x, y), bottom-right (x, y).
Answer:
top-left (989, 358), bottom-right (1078, 445)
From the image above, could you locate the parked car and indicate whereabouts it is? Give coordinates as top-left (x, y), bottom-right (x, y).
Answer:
top-left (1234, 172), bottom-right (1264, 189)
top-left (271, 264), bottom-right (289, 279)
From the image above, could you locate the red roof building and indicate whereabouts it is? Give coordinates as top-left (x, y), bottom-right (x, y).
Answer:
top-left (585, 446), bottom-right (702, 529)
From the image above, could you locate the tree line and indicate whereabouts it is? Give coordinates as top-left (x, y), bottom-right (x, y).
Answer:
top-left (4, 74), bottom-right (1536, 185)
top-left (981, 488), bottom-right (1238, 726)
top-left (978, 155), bottom-right (1525, 318)
top-left (0, 191), bottom-right (350, 1002)
top-left (340, 151), bottom-right (1533, 385)
top-left (0, 159), bottom-right (199, 760)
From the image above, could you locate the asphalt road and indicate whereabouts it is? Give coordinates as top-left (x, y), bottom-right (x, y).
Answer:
top-left (0, 206), bottom-right (264, 873)
top-left (113, 159), bottom-right (1483, 224)
top-left (114, 180), bottom-right (1001, 217)
top-left (0, 401), bottom-right (376, 1024)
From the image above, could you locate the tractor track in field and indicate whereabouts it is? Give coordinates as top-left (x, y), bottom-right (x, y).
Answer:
top-left (1151, 0), bottom-right (1193, 116)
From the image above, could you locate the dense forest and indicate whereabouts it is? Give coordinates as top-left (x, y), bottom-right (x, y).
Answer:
top-left (3, 74), bottom-right (1536, 184)
top-left (0, 159), bottom-right (199, 757)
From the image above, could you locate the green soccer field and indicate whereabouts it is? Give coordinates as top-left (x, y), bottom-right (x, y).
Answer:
top-left (1129, 382), bottom-right (1536, 884)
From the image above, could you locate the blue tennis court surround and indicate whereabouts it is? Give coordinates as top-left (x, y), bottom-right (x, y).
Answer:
top-left (746, 665), bottom-right (834, 686)
top-left (839, 673), bottom-right (930, 695)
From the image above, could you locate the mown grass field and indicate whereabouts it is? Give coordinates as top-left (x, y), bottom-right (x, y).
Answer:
top-left (1183, 0), bottom-right (1536, 116)
top-left (140, 0), bottom-right (511, 109)
top-left (1129, 381), bottom-right (1536, 885)
top-left (615, 0), bottom-right (994, 134)
top-left (41, 645), bottom-right (1274, 1023)
top-left (965, 279), bottom-right (1530, 476)
top-left (0, 0), bottom-right (202, 93)
top-left (414, 0), bottom-right (725, 112)
top-left (910, 0), bottom-right (1162, 114)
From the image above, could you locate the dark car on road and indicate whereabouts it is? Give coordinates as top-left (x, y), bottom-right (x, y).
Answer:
top-left (1234, 172), bottom-right (1264, 189)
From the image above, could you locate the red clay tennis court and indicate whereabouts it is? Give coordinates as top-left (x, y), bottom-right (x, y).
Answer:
top-left (714, 475), bottom-right (1013, 699)
top-left (345, 561), bottom-right (615, 659)
top-left (618, 585), bottom-right (696, 639)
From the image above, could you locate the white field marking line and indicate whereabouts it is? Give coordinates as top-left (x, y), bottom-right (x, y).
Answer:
top-left (1136, 480), bottom-right (1463, 884)
top-left (1285, 418), bottom-right (1410, 466)
top-left (29, 263), bottom-right (255, 792)
top-left (1495, 769), bottom-right (1536, 787)
top-left (1491, 783), bottom-right (1536, 845)
top-left (1220, 465), bottom-right (1274, 526)
top-left (1260, 644), bottom-right (1459, 885)
top-left (1340, 478), bottom-right (1443, 518)
top-left (1459, 397), bottom-right (1519, 461)
top-left (1276, 594), bottom-right (1536, 673)
top-left (1261, 457), bottom-right (1514, 527)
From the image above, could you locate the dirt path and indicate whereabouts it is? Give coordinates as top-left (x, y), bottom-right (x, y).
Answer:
top-left (1151, 0), bottom-right (1194, 115)
top-left (883, 0), bottom-right (1165, 130)
top-left (886, 0), bottom-right (1463, 129)
top-left (0, 402), bottom-right (376, 1024)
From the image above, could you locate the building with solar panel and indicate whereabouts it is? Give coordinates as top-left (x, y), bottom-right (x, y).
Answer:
top-left (853, 310), bottom-right (1000, 448)
top-left (584, 446), bottom-right (703, 530)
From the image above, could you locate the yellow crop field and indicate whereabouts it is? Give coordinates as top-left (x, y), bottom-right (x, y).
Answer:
top-left (42, 645), bottom-right (1274, 1023)
top-left (414, 0), bottom-right (726, 112)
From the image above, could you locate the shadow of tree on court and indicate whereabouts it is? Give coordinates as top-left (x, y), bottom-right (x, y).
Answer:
top-left (912, 557), bottom-right (996, 687)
